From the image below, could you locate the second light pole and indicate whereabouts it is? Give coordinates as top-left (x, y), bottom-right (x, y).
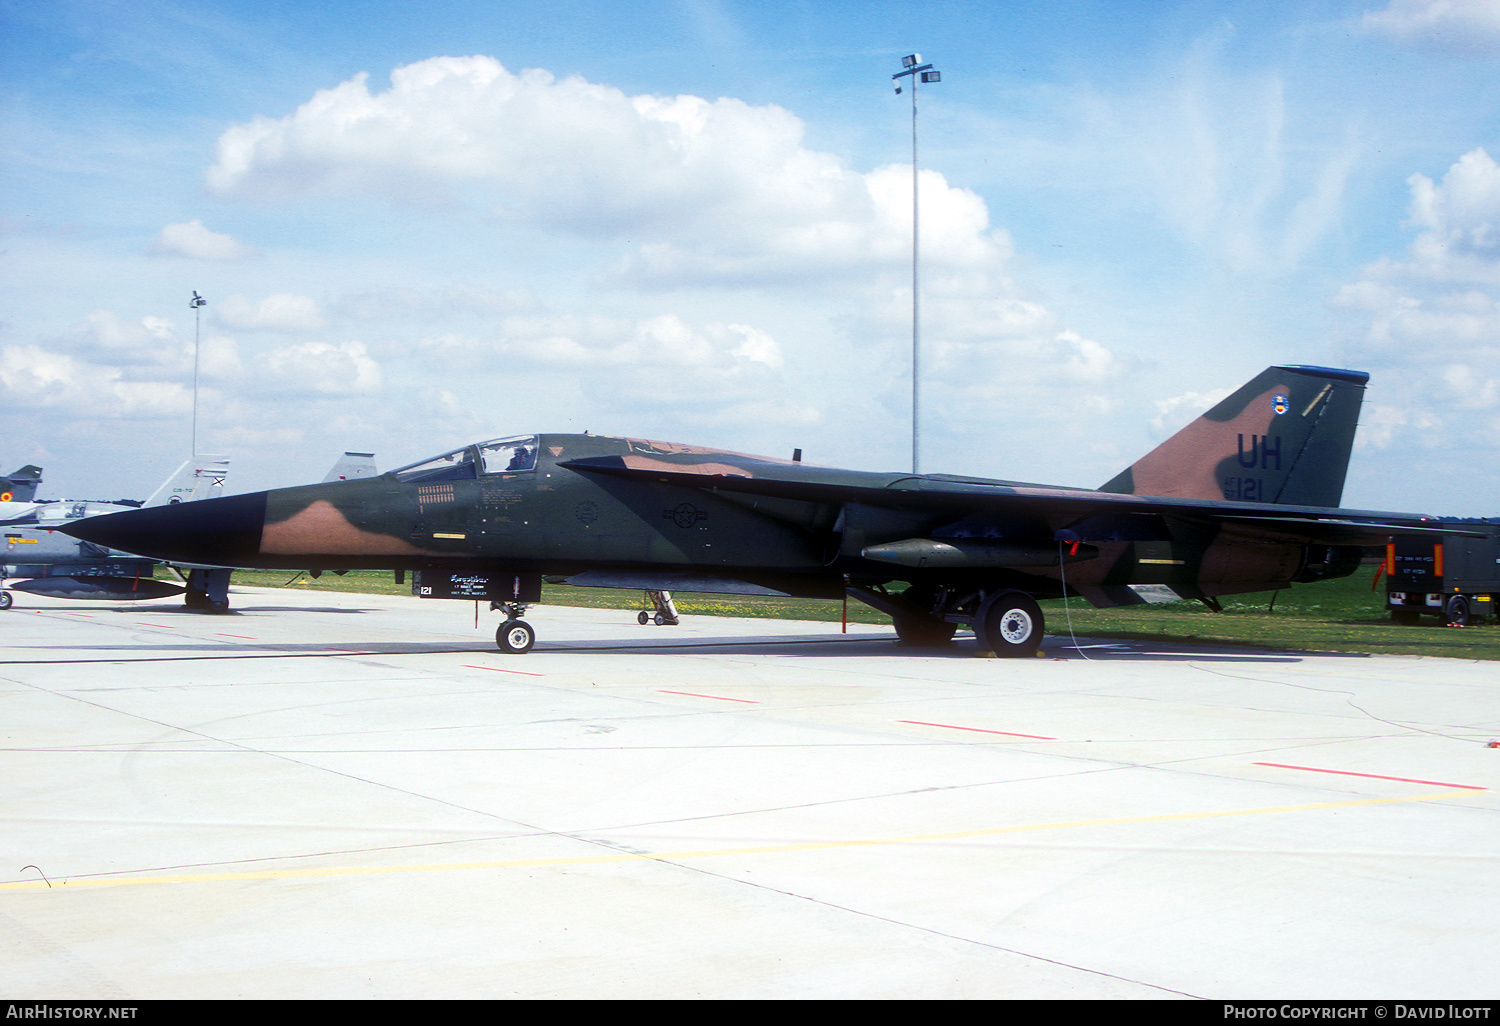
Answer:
top-left (190, 290), bottom-right (206, 457)
top-left (893, 53), bottom-right (940, 474)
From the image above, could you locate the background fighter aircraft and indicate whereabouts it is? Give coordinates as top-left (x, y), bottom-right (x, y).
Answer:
top-left (0, 465), bottom-right (43, 504)
top-left (322, 452), bottom-right (378, 483)
top-left (1, 452), bottom-right (372, 611)
top-left (64, 365), bottom-right (1456, 655)
top-left (1, 457), bottom-right (228, 608)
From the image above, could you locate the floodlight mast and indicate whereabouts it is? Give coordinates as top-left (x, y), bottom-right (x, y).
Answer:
top-left (190, 290), bottom-right (206, 457)
top-left (892, 54), bottom-right (940, 474)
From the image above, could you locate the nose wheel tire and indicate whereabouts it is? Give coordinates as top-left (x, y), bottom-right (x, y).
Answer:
top-left (497, 619), bottom-right (536, 654)
top-left (0, 590), bottom-right (12, 610)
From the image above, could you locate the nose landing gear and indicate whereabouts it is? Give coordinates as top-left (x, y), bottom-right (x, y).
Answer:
top-left (489, 599), bottom-right (536, 653)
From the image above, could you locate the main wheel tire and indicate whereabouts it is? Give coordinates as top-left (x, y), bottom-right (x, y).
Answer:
top-left (497, 619), bottom-right (536, 654)
top-left (977, 591), bottom-right (1044, 657)
top-left (0, 590), bottom-right (12, 610)
top-left (205, 598), bottom-right (230, 615)
top-left (892, 614), bottom-right (957, 646)
top-left (638, 610), bottom-right (650, 625)
top-left (1445, 595), bottom-right (1472, 627)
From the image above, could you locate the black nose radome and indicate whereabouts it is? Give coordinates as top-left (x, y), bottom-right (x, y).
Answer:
top-left (60, 491), bottom-right (268, 566)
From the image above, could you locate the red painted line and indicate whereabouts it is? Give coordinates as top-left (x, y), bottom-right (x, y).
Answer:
top-left (66, 613), bottom-right (95, 618)
top-left (215, 634), bottom-right (256, 639)
top-left (461, 663), bottom-right (545, 678)
top-left (1254, 762), bottom-right (1487, 791)
top-left (900, 719), bottom-right (1057, 740)
top-left (134, 623), bottom-right (175, 629)
top-left (658, 689), bottom-right (759, 704)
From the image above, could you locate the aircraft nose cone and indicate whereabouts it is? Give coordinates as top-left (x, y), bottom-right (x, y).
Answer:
top-left (59, 491), bottom-right (267, 565)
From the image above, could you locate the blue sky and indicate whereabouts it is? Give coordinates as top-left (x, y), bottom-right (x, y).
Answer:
top-left (2, 0), bottom-right (1497, 514)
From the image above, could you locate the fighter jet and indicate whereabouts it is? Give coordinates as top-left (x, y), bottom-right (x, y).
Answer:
top-left (1, 457), bottom-right (228, 608)
top-left (62, 365), bottom-right (1454, 655)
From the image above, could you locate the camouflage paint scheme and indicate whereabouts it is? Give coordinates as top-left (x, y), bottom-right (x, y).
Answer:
top-left (63, 366), bottom-right (1452, 654)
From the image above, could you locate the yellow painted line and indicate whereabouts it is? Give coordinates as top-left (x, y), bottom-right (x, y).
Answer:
top-left (0, 790), bottom-right (1473, 893)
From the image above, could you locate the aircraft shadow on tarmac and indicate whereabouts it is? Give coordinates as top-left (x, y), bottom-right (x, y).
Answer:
top-left (8, 632), bottom-right (1311, 664)
top-left (538, 636), bottom-right (1311, 662)
top-left (232, 605), bottom-right (377, 614)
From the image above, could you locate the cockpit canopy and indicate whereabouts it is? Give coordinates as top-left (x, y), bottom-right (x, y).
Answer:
top-left (392, 436), bottom-right (538, 484)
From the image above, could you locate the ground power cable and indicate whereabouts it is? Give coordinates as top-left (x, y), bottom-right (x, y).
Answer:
top-left (1057, 539), bottom-right (1094, 661)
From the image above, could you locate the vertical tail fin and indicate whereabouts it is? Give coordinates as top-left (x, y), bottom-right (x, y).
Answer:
top-left (1, 465), bottom-right (44, 502)
top-left (322, 452), bottom-right (378, 482)
top-left (1099, 365), bottom-right (1368, 507)
top-left (143, 456), bottom-right (229, 507)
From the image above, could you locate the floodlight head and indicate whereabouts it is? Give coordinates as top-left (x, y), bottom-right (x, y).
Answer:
top-left (921, 70), bottom-right (940, 83)
top-left (902, 54), bottom-right (919, 68)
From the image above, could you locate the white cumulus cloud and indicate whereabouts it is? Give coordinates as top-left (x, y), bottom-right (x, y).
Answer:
top-left (1362, 0), bottom-right (1500, 56)
top-left (259, 340), bottom-right (382, 395)
top-left (0, 344), bottom-right (192, 418)
top-left (1335, 148), bottom-right (1500, 456)
top-left (148, 219), bottom-right (257, 260)
top-left (217, 293), bottom-right (327, 332)
top-left (205, 56), bottom-right (1006, 286)
top-left (1403, 147), bottom-right (1500, 282)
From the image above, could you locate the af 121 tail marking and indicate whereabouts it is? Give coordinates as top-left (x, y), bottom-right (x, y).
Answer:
top-left (1100, 366), bottom-right (1367, 509)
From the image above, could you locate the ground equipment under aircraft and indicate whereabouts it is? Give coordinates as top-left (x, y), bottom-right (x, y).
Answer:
top-left (62, 366), bottom-right (1464, 654)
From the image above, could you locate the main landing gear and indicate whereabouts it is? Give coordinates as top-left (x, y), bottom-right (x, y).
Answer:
top-left (183, 568), bottom-right (233, 615)
top-left (974, 591), bottom-right (1044, 658)
top-left (491, 600), bottom-right (535, 654)
top-left (853, 584), bottom-right (1047, 658)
